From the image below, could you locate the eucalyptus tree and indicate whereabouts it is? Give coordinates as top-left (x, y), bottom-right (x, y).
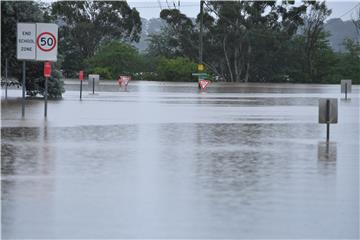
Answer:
top-left (51, 1), bottom-right (142, 76)
top-left (1, 1), bottom-right (44, 76)
top-left (302, 1), bottom-right (332, 81)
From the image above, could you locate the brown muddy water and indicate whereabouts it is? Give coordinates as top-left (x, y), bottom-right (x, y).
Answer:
top-left (1, 82), bottom-right (359, 238)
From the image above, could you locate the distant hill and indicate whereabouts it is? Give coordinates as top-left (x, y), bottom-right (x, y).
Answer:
top-left (324, 18), bottom-right (359, 52)
top-left (132, 18), bottom-right (166, 52)
top-left (133, 18), bottom-right (359, 53)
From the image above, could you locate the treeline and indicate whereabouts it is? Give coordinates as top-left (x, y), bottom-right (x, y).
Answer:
top-left (146, 1), bottom-right (360, 84)
top-left (1, 1), bottom-right (360, 97)
top-left (1, 1), bottom-right (143, 97)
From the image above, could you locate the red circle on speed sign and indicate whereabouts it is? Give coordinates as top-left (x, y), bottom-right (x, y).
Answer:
top-left (36, 32), bottom-right (57, 52)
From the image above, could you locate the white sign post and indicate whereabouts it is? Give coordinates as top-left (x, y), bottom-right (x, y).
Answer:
top-left (340, 79), bottom-right (352, 100)
top-left (17, 23), bottom-right (36, 117)
top-left (17, 23), bottom-right (58, 118)
top-left (319, 98), bottom-right (338, 142)
top-left (36, 23), bottom-right (58, 62)
top-left (17, 23), bottom-right (36, 60)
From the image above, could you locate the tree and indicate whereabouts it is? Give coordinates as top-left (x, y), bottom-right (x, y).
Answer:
top-left (87, 41), bottom-right (143, 79)
top-left (150, 1), bottom-right (309, 82)
top-left (1, 1), bottom-right (44, 77)
top-left (1, 1), bottom-right (65, 98)
top-left (156, 57), bottom-right (197, 82)
top-left (338, 39), bottom-right (360, 84)
top-left (51, 1), bottom-right (142, 77)
top-left (302, 1), bottom-right (332, 81)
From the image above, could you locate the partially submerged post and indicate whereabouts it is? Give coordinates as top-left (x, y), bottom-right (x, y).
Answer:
top-left (319, 98), bottom-right (338, 141)
top-left (43, 62), bottom-right (51, 118)
top-left (22, 61), bottom-right (26, 117)
top-left (88, 74), bottom-right (99, 94)
top-left (341, 79), bottom-right (352, 100)
top-left (79, 70), bottom-right (84, 100)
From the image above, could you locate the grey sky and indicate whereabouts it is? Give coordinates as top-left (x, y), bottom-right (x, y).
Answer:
top-left (128, 0), bottom-right (360, 21)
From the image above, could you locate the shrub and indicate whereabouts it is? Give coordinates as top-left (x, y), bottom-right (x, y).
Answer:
top-left (87, 41), bottom-right (143, 79)
top-left (156, 57), bottom-right (197, 82)
top-left (27, 69), bottom-right (65, 99)
top-left (133, 72), bottom-right (158, 81)
top-left (92, 67), bottom-right (112, 80)
top-left (18, 61), bottom-right (65, 98)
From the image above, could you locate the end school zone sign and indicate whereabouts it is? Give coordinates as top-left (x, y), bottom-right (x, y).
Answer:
top-left (17, 23), bottom-right (58, 61)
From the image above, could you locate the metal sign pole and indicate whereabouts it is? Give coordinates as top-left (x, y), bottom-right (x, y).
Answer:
top-left (199, 0), bottom-right (204, 64)
top-left (92, 78), bottom-right (95, 94)
top-left (44, 76), bottom-right (48, 117)
top-left (345, 82), bottom-right (347, 100)
top-left (326, 99), bottom-right (330, 142)
top-left (80, 79), bottom-right (83, 100)
top-left (22, 61), bottom-right (26, 117)
top-left (5, 58), bottom-right (8, 101)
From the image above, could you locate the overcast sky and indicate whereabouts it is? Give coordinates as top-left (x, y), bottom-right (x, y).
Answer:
top-left (128, 0), bottom-right (360, 21)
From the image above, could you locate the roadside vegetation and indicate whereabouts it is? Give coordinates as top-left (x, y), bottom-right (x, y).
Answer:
top-left (1, 1), bottom-right (359, 97)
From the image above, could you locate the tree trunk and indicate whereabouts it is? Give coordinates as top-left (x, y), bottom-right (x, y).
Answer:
top-left (234, 47), bottom-right (239, 82)
top-left (223, 36), bottom-right (234, 82)
top-left (244, 44), bottom-right (251, 83)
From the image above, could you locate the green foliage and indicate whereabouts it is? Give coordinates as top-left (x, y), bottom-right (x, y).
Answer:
top-left (337, 39), bottom-right (360, 84)
top-left (87, 41), bottom-right (143, 79)
top-left (51, 1), bottom-right (142, 77)
top-left (149, 1), bottom-right (358, 84)
top-left (156, 57), bottom-right (197, 82)
top-left (92, 67), bottom-right (112, 80)
top-left (1, 1), bottom-right (44, 77)
top-left (133, 72), bottom-right (158, 81)
top-left (1, 1), bottom-right (65, 97)
top-left (26, 64), bottom-right (65, 99)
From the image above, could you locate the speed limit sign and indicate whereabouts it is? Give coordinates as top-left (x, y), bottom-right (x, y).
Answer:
top-left (36, 23), bottom-right (58, 61)
top-left (37, 32), bottom-right (56, 52)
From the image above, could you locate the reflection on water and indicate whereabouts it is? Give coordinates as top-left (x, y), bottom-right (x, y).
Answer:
top-left (318, 142), bottom-right (337, 162)
top-left (1, 83), bottom-right (359, 238)
top-left (317, 142), bottom-right (337, 176)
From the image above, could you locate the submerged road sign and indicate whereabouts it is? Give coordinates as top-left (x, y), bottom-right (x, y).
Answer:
top-left (44, 62), bottom-right (51, 77)
top-left (319, 98), bottom-right (338, 124)
top-left (197, 64), bottom-right (205, 72)
top-left (341, 79), bottom-right (352, 100)
top-left (341, 79), bottom-right (352, 93)
top-left (199, 79), bottom-right (211, 90)
top-left (319, 98), bottom-right (338, 141)
top-left (192, 73), bottom-right (208, 77)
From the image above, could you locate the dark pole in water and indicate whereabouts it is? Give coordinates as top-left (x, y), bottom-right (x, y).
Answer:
top-left (22, 61), bottom-right (26, 117)
top-left (326, 99), bottom-right (330, 142)
top-left (44, 76), bottom-right (48, 118)
top-left (345, 82), bottom-right (347, 100)
top-left (199, 0), bottom-right (204, 64)
top-left (80, 79), bottom-right (83, 100)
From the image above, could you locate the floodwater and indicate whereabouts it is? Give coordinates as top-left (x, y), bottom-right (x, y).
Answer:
top-left (1, 82), bottom-right (359, 238)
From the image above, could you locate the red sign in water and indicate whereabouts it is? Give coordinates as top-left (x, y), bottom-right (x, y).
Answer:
top-left (79, 71), bottom-right (84, 81)
top-left (44, 62), bottom-right (51, 77)
top-left (118, 76), bottom-right (131, 87)
top-left (199, 79), bottom-right (211, 90)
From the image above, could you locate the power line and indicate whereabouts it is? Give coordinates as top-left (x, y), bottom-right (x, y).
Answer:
top-left (337, 2), bottom-right (360, 19)
top-left (133, 4), bottom-right (198, 9)
top-left (157, 0), bottom-right (163, 10)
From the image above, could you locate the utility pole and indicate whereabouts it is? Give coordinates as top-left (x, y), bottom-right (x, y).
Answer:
top-left (199, 0), bottom-right (204, 64)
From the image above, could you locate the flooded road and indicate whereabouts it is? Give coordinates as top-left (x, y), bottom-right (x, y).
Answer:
top-left (1, 82), bottom-right (359, 238)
